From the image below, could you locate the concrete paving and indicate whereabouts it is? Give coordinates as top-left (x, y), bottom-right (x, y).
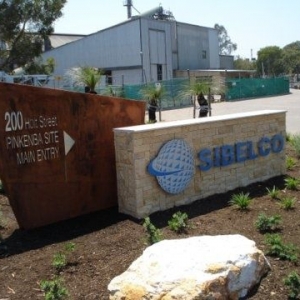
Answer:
top-left (159, 89), bottom-right (300, 134)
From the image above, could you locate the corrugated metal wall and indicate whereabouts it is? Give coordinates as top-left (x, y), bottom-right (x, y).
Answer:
top-left (43, 19), bottom-right (142, 76)
top-left (42, 18), bottom-right (220, 85)
top-left (176, 23), bottom-right (219, 70)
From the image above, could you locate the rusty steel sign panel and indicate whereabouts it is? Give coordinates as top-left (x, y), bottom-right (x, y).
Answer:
top-left (0, 83), bottom-right (146, 229)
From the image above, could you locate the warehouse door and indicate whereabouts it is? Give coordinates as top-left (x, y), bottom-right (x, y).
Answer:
top-left (149, 30), bottom-right (166, 82)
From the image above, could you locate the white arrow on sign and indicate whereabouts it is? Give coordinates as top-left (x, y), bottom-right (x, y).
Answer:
top-left (63, 131), bottom-right (75, 155)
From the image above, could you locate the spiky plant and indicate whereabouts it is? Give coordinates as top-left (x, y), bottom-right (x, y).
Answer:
top-left (67, 66), bottom-right (102, 93)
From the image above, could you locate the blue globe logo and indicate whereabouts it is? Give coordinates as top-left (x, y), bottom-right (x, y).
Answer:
top-left (147, 139), bottom-right (195, 194)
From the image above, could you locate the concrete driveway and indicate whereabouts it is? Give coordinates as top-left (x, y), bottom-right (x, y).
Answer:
top-left (161, 89), bottom-right (300, 134)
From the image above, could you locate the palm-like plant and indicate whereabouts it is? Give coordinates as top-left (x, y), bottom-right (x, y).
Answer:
top-left (179, 80), bottom-right (211, 118)
top-left (67, 66), bottom-right (103, 93)
top-left (140, 83), bottom-right (167, 122)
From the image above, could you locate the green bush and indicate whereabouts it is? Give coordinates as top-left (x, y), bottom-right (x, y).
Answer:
top-left (286, 156), bottom-right (297, 170)
top-left (228, 192), bottom-right (251, 210)
top-left (284, 271), bottom-right (300, 299)
top-left (265, 233), bottom-right (298, 262)
top-left (284, 177), bottom-right (300, 190)
top-left (52, 242), bottom-right (75, 272)
top-left (40, 277), bottom-right (68, 300)
top-left (290, 134), bottom-right (300, 158)
top-left (168, 211), bottom-right (189, 233)
top-left (280, 196), bottom-right (296, 210)
top-left (255, 213), bottom-right (281, 232)
top-left (266, 185), bottom-right (280, 199)
top-left (143, 217), bottom-right (162, 245)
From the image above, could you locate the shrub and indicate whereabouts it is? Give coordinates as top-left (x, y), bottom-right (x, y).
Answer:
top-left (143, 217), bottom-right (162, 245)
top-left (40, 277), bottom-right (68, 300)
top-left (228, 192), bottom-right (251, 210)
top-left (286, 132), bottom-right (293, 142)
top-left (290, 134), bottom-right (300, 158)
top-left (52, 253), bottom-right (67, 272)
top-left (52, 242), bottom-right (75, 272)
top-left (255, 213), bottom-right (281, 232)
top-left (266, 185), bottom-right (280, 199)
top-left (168, 211), bottom-right (189, 233)
top-left (284, 271), bottom-right (300, 299)
top-left (280, 196), bottom-right (296, 210)
top-left (286, 156), bottom-right (297, 170)
top-left (265, 233), bottom-right (298, 262)
top-left (284, 177), bottom-right (300, 190)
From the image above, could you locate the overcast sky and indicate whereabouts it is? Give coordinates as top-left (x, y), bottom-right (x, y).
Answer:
top-left (54, 0), bottom-right (300, 59)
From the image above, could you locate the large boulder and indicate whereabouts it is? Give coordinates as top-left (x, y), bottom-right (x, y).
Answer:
top-left (108, 235), bottom-right (270, 300)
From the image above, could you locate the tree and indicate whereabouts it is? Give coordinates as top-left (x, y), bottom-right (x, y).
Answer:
top-left (0, 0), bottom-right (67, 72)
top-left (234, 57), bottom-right (256, 70)
top-left (214, 23), bottom-right (237, 55)
top-left (282, 41), bottom-right (300, 75)
top-left (24, 57), bottom-right (55, 75)
top-left (256, 46), bottom-right (284, 76)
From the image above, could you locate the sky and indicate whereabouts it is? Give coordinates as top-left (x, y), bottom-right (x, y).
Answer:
top-left (54, 0), bottom-right (300, 59)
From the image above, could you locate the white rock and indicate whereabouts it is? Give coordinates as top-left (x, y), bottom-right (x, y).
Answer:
top-left (108, 234), bottom-right (270, 300)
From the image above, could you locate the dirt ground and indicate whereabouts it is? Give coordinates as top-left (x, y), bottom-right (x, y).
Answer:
top-left (0, 143), bottom-right (300, 300)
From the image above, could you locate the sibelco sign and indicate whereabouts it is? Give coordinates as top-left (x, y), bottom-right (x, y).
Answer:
top-left (147, 139), bottom-right (195, 194)
top-left (148, 134), bottom-right (284, 195)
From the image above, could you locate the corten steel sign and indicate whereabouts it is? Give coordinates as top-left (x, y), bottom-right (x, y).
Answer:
top-left (0, 83), bottom-right (146, 229)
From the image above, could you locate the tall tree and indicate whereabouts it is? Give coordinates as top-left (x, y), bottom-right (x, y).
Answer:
top-left (282, 41), bottom-right (300, 75)
top-left (256, 46), bottom-right (284, 76)
top-left (0, 0), bottom-right (67, 72)
top-left (234, 56), bottom-right (256, 70)
top-left (214, 23), bottom-right (237, 55)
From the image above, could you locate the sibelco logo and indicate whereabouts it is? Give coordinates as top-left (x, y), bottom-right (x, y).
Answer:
top-left (147, 139), bottom-right (195, 194)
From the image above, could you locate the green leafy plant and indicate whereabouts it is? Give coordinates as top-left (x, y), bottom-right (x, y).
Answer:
top-left (40, 277), bottom-right (68, 300)
top-left (266, 185), bottom-right (280, 199)
top-left (178, 80), bottom-right (212, 118)
top-left (286, 132), bottom-right (293, 142)
top-left (284, 271), bottom-right (300, 299)
top-left (290, 134), bottom-right (300, 158)
top-left (228, 192), bottom-right (251, 210)
top-left (286, 156), bottom-right (297, 170)
top-left (284, 177), bottom-right (300, 190)
top-left (280, 196), bottom-right (296, 210)
top-left (52, 242), bottom-right (75, 271)
top-left (255, 213), bottom-right (281, 232)
top-left (265, 233), bottom-right (298, 262)
top-left (168, 211), bottom-right (189, 233)
top-left (140, 83), bottom-right (168, 122)
top-left (143, 217), bottom-right (162, 245)
top-left (67, 66), bottom-right (103, 93)
top-left (52, 253), bottom-right (67, 271)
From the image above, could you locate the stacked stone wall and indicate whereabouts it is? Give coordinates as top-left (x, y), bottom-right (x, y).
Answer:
top-left (114, 110), bottom-right (286, 218)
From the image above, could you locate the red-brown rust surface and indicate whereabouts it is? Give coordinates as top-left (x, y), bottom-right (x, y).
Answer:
top-left (0, 83), bottom-right (146, 229)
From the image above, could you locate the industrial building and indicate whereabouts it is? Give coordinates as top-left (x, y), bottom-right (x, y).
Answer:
top-left (42, 5), bottom-right (233, 85)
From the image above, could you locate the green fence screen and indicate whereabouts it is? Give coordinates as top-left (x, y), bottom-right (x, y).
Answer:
top-left (123, 76), bottom-right (290, 108)
top-left (65, 76), bottom-right (289, 109)
top-left (124, 78), bottom-right (191, 109)
top-left (225, 77), bottom-right (289, 101)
